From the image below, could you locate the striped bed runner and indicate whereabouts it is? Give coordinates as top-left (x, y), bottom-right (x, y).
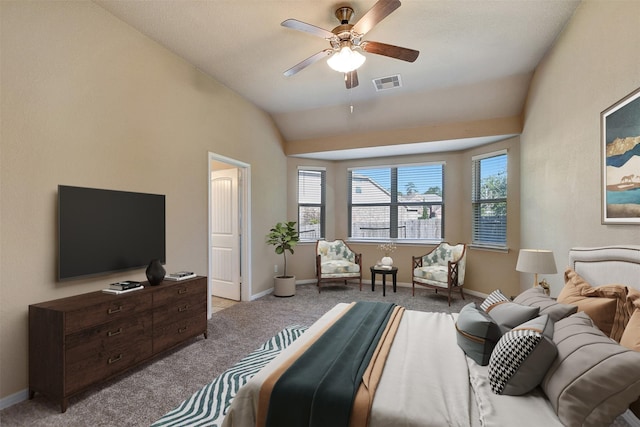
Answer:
top-left (152, 326), bottom-right (307, 427)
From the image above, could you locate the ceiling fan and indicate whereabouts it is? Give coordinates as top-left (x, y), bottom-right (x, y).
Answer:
top-left (281, 0), bottom-right (419, 89)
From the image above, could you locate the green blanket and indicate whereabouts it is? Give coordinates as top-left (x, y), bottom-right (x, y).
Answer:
top-left (265, 301), bottom-right (396, 427)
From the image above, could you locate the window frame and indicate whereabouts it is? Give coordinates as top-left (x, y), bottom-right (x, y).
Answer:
top-left (297, 167), bottom-right (326, 242)
top-left (471, 150), bottom-right (508, 249)
top-left (347, 162), bottom-right (445, 243)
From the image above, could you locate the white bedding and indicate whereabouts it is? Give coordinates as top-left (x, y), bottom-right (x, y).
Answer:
top-left (222, 304), bottom-right (562, 427)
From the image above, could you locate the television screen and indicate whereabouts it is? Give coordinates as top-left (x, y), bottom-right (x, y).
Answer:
top-left (58, 185), bottom-right (166, 281)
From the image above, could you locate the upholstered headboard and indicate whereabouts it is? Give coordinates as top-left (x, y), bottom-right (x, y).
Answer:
top-left (568, 245), bottom-right (640, 292)
top-left (569, 246), bottom-right (640, 426)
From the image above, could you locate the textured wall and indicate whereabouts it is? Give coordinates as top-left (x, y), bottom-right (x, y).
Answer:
top-left (520, 0), bottom-right (640, 295)
top-left (0, 1), bottom-right (285, 400)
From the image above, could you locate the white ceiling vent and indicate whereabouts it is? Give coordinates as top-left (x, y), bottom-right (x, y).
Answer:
top-left (372, 74), bottom-right (402, 91)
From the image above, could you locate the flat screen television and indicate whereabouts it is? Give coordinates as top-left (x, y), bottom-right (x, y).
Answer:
top-left (58, 185), bottom-right (166, 281)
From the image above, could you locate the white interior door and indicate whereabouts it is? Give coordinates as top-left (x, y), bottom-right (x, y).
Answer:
top-left (210, 168), bottom-right (241, 301)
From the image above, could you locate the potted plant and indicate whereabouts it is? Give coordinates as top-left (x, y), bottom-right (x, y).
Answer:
top-left (266, 221), bottom-right (299, 297)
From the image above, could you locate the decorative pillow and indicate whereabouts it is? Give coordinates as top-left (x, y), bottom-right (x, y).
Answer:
top-left (488, 314), bottom-right (557, 395)
top-left (620, 288), bottom-right (640, 352)
top-left (455, 302), bottom-right (503, 366)
top-left (488, 302), bottom-right (539, 333)
top-left (541, 312), bottom-right (640, 427)
top-left (558, 268), bottom-right (628, 339)
top-left (582, 284), bottom-right (630, 341)
top-left (557, 268), bottom-right (592, 301)
top-left (513, 287), bottom-right (577, 322)
top-left (622, 289), bottom-right (640, 419)
top-left (480, 289), bottom-right (510, 312)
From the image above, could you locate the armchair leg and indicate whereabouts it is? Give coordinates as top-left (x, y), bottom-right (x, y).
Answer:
top-left (459, 286), bottom-right (465, 300)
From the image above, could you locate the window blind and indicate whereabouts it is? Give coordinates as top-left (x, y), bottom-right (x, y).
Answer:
top-left (298, 168), bottom-right (325, 241)
top-left (472, 151), bottom-right (507, 246)
top-left (348, 163), bottom-right (444, 240)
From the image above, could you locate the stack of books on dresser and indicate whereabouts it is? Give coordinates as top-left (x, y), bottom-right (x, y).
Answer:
top-left (102, 280), bottom-right (143, 295)
top-left (165, 271), bottom-right (196, 281)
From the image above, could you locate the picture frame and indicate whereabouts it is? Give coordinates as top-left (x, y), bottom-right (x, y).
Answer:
top-left (601, 87), bottom-right (640, 224)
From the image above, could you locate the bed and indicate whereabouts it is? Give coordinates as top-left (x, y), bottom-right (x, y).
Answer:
top-left (222, 246), bottom-right (640, 427)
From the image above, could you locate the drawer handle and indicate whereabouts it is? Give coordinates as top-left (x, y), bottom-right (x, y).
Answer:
top-left (108, 306), bottom-right (123, 314)
top-left (178, 288), bottom-right (188, 295)
top-left (108, 354), bottom-right (123, 364)
top-left (179, 326), bottom-right (188, 334)
top-left (107, 328), bottom-right (122, 337)
top-left (178, 304), bottom-right (189, 312)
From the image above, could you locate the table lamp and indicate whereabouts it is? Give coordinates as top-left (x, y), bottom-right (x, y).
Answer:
top-left (516, 249), bottom-right (557, 293)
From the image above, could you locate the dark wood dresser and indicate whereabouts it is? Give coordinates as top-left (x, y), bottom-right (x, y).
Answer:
top-left (28, 276), bottom-right (207, 412)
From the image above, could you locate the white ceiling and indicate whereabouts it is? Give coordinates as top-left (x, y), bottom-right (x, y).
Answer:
top-left (94, 0), bottom-right (580, 159)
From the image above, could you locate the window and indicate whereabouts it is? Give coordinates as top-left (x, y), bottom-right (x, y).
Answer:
top-left (298, 168), bottom-right (325, 241)
top-left (472, 151), bottom-right (508, 247)
top-left (348, 163), bottom-right (444, 240)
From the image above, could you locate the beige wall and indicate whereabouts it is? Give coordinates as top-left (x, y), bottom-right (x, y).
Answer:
top-left (287, 135), bottom-right (521, 296)
top-left (521, 0), bottom-right (640, 296)
top-left (0, 1), bottom-right (286, 400)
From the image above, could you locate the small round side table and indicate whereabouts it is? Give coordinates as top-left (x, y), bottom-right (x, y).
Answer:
top-left (370, 266), bottom-right (398, 297)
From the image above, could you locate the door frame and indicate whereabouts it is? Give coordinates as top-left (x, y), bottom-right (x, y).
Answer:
top-left (207, 152), bottom-right (252, 318)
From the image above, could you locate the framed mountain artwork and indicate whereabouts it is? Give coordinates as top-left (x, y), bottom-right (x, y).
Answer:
top-left (601, 87), bottom-right (640, 224)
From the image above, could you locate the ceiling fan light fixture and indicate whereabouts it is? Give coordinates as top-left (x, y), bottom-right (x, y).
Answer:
top-left (327, 46), bottom-right (366, 73)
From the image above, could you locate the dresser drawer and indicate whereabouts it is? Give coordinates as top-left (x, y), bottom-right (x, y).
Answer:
top-left (66, 329), bottom-right (152, 394)
top-left (152, 278), bottom-right (206, 307)
top-left (153, 292), bottom-right (207, 326)
top-left (153, 312), bottom-right (207, 353)
top-left (66, 312), bottom-right (152, 355)
top-left (65, 292), bottom-right (152, 334)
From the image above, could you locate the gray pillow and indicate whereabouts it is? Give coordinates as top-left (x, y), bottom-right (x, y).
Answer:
top-left (488, 302), bottom-right (539, 332)
top-left (455, 302), bottom-right (502, 366)
top-left (541, 312), bottom-right (640, 427)
top-left (513, 287), bottom-right (577, 322)
top-left (488, 314), bottom-right (557, 395)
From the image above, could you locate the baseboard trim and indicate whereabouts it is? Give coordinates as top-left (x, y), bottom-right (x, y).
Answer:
top-left (0, 389), bottom-right (29, 410)
top-left (250, 287), bottom-right (273, 301)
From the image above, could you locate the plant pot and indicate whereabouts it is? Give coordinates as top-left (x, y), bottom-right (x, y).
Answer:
top-left (274, 276), bottom-right (296, 297)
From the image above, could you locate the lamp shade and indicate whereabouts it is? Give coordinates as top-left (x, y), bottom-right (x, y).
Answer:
top-left (327, 47), bottom-right (366, 73)
top-left (516, 249), bottom-right (557, 274)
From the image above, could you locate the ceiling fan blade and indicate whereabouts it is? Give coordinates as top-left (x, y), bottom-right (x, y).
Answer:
top-left (362, 41), bottom-right (419, 62)
top-left (281, 19), bottom-right (335, 40)
top-left (283, 49), bottom-right (333, 77)
top-left (345, 70), bottom-right (359, 89)
top-left (352, 0), bottom-right (401, 36)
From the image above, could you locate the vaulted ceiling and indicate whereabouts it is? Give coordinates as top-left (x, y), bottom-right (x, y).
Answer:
top-left (94, 0), bottom-right (580, 159)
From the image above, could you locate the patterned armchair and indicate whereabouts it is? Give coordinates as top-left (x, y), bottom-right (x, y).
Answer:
top-left (315, 240), bottom-right (362, 293)
top-left (412, 242), bottom-right (467, 306)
